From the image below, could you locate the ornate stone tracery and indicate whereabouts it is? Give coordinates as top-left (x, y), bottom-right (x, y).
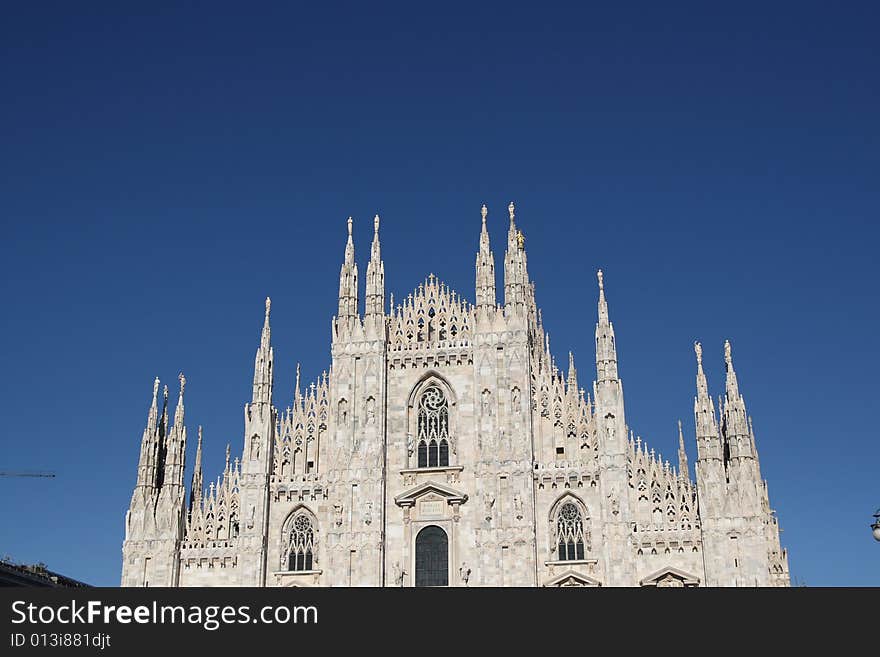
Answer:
top-left (417, 385), bottom-right (451, 468)
top-left (282, 509), bottom-right (316, 571)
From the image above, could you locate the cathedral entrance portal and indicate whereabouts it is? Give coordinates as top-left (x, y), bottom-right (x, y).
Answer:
top-left (415, 525), bottom-right (448, 587)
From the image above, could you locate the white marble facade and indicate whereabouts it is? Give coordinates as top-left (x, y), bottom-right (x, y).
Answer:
top-left (121, 204), bottom-right (790, 587)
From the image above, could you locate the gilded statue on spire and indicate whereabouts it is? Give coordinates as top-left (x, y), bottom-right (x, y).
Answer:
top-left (516, 230), bottom-right (525, 249)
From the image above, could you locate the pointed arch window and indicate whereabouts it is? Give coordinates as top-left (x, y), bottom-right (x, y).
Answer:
top-left (555, 502), bottom-right (588, 561)
top-left (283, 512), bottom-right (315, 572)
top-left (417, 385), bottom-right (450, 468)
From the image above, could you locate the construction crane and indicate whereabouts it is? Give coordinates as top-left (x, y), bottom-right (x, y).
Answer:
top-left (0, 472), bottom-right (56, 478)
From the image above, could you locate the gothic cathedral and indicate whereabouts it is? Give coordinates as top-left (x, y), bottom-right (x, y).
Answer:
top-left (121, 203), bottom-right (790, 587)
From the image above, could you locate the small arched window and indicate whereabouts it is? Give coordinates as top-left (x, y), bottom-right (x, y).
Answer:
top-left (284, 513), bottom-right (315, 572)
top-left (556, 502), bottom-right (587, 561)
top-left (417, 385), bottom-right (450, 468)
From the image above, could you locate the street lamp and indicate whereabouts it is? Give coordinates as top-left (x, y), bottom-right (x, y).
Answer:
top-left (872, 509), bottom-right (880, 542)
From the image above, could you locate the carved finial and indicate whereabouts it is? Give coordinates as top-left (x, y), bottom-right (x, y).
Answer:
top-left (508, 201), bottom-right (515, 224)
top-left (694, 341), bottom-right (703, 366)
top-left (197, 425), bottom-right (203, 446)
top-left (374, 213), bottom-right (380, 233)
top-left (597, 269), bottom-right (604, 291)
top-left (481, 203), bottom-right (488, 225)
top-left (225, 443), bottom-right (231, 470)
top-left (724, 339), bottom-right (732, 366)
top-left (152, 377), bottom-right (160, 402)
top-left (347, 216), bottom-right (353, 236)
top-left (178, 372), bottom-right (186, 397)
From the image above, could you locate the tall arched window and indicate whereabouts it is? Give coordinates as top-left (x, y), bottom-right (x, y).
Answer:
top-left (417, 385), bottom-right (450, 468)
top-left (555, 502), bottom-right (587, 561)
top-left (415, 525), bottom-right (448, 587)
top-left (284, 513), bottom-right (315, 571)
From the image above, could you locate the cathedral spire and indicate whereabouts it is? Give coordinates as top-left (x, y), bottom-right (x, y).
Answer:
top-left (475, 203), bottom-right (496, 312)
top-left (147, 376), bottom-right (160, 435)
top-left (567, 351), bottom-right (578, 392)
top-left (724, 339), bottom-right (740, 400)
top-left (721, 340), bottom-right (752, 460)
top-left (337, 217), bottom-right (359, 326)
top-left (677, 420), bottom-right (690, 480)
top-left (365, 214), bottom-right (385, 319)
top-left (597, 268), bottom-right (609, 324)
top-left (189, 425), bottom-right (203, 514)
top-left (161, 384), bottom-right (169, 437)
top-left (595, 270), bottom-right (619, 383)
top-left (173, 372), bottom-right (185, 427)
top-left (252, 297), bottom-right (274, 406)
top-left (693, 341), bottom-right (721, 461)
top-left (503, 201), bottom-right (530, 316)
top-left (161, 373), bottom-right (188, 494)
top-left (135, 377), bottom-right (162, 491)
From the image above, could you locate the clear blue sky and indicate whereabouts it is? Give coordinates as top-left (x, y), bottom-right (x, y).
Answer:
top-left (1, 2), bottom-right (877, 586)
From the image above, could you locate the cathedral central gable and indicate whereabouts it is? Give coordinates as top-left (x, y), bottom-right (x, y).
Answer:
top-left (388, 274), bottom-right (473, 350)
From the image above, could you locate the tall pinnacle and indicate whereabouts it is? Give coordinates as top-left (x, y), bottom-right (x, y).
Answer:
top-left (174, 372), bottom-right (186, 425)
top-left (337, 217), bottom-right (359, 323)
top-left (365, 214), bottom-right (385, 318)
top-left (475, 203), bottom-right (496, 311)
top-left (503, 201), bottom-right (530, 314)
top-left (721, 339), bottom-right (751, 457)
top-left (693, 340), bottom-right (720, 458)
top-left (597, 269), bottom-right (609, 324)
top-left (147, 376), bottom-right (160, 434)
top-left (190, 425), bottom-right (204, 511)
top-left (261, 297), bottom-right (271, 351)
top-left (252, 298), bottom-right (274, 405)
top-left (677, 420), bottom-right (689, 480)
top-left (695, 341), bottom-right (709, 398)
top-left (724, 339), bottom-right (740, 399)
top-left (160, 372), bottom-right (188, 494)
top-left (595, 270), bottom-right (618, 383)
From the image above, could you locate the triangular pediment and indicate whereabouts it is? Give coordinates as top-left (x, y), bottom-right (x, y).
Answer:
top-left (394, 480), bottom-right (468, 507)
top-left (640, 566), bottom-right (700, 587)
top-left (544, 570), bottom-right (602, 587)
